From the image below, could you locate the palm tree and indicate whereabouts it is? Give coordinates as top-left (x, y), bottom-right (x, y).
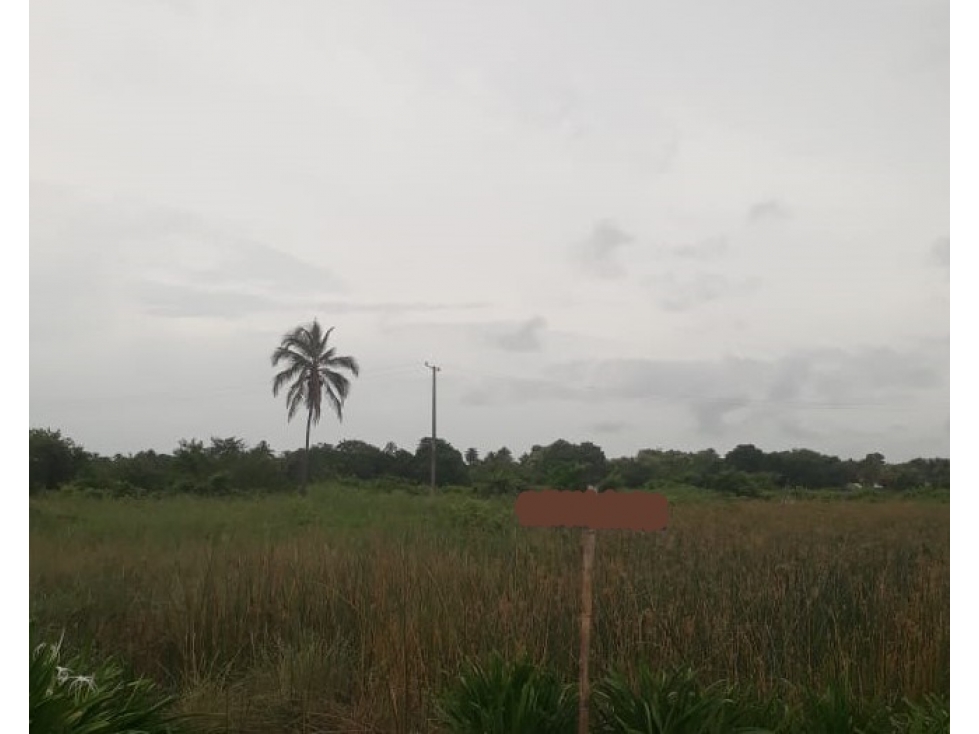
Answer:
top-left (271, 320), bottom-right (360, 494)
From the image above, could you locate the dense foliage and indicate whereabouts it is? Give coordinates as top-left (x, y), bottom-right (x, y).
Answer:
top-left (29, 428), bottom-right (950, 497)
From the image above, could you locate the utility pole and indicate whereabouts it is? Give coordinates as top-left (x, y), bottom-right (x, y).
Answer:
top-left (424, 362), bottom-right (441, 493)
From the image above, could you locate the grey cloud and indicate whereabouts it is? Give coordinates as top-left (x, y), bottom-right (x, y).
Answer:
top-left (136, 281), bottom-right (491, 321)
top-left (489, 316), bottom-right (547, 352)
top-left (461, 343), bottom-right (947, 438)
top-left (669, 236), bottom-right (729, 261)
top-left (589, 420), bottom-right (631, 435)
top-left (376, 314), bottom-right (548, 352)
top-left (150, 0), bottom-right (196, 15)
top-left (690, 398), bottom-right (750, 436)
top-left (572, 220), bottom-right (635, 279)
top-left (461, 357), bottom-right (755, 413)
top-left (801, 345), bottom-right (945, 404)
top-left (138, 281), bottom-right (283, 319)
top-left (180, 237), bottom-right (344, 295)
top-left (575, 357), bottom-right (763, 405)
top-left (320, 300), bottom-right (490, 315)
top-left (767, 353), bottom-right (814, 402)
top-left (30, 182), bottom-right (345, 301)
top-left (140, 223), bottom-right (345, 297)
top-left (31, 183), bottom-right (357, 335)
top-left (459, 376), bottom-right (576, 406)
top-left (775, 417), bottom-right (821, 441)
top-left (930, 236), bottom-right (949, 268)
top-left (747, 199), bottom-right (791, 223)
top-left (649, 272), bottom-right (763, 312)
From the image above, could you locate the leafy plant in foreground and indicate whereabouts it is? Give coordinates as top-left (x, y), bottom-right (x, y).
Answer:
top-left (437, 654), bottom-right (577, 734)
top-left (890, 694), bottom-right (950, 734)
top-left (790, 682), bottom-right (894, 734)
top-left (30, 636), bottom-right (187, 734)
top-left (594, 665), bottom-right (783, 734)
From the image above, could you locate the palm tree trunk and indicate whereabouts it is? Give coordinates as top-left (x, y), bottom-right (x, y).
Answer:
top-left (302, 406), bottom-right (313, 495)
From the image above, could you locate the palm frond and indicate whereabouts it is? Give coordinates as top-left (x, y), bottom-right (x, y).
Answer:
top-left (318, 324), bottom-right (335, 351)
top-left (272, 361), bottom-right (307, 397)
top-left (306, 371), bottom-right (323, 425)
top-left (327, 354), bottom-right (360, 377)
top-left (323, 383), bottom-right (344, 421)
top-left (322, 368), bottom-right (352, 400)
top-left (285, 380), bottom-right (307, 421)
top-left (277, 323), bottom-right (319, 353)
top-left (271, 344), bottom-right (311, 368)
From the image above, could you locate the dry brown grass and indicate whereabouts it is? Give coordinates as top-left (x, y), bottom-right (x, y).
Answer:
top-left (29, 488), bottom-right (949, 733)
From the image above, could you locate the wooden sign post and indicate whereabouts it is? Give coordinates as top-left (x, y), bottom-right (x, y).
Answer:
top-left (578, 515), bottom-right (597, 734)
top-left (515, 486), bottom-right (669, 734)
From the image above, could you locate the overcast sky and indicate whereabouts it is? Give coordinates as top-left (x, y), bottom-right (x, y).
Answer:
top-left (30, 0), bottom-right (949, 462)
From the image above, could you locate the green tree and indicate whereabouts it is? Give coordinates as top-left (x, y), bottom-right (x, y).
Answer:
top-left (471, 447), bottom-right (526, 495)
top-left (207, 436), bottom-right (246, 460)
top-left (486, 447), bottom-right (515, 465)
top-left (858, 452), bottom-right (886, 486)
top-left (271, 320), bottom-right (360, 494)
top-left (465, 447), bottom-right (480, 466)
top-left (173, 439), bottom-right (208, 478)
top-left (520, 440), bottom-right (607, 489)
top-left (114, 450), bottom-right (173, 493)
top-left (335, 440), bottom-right (387, 479)
top-left (768, 448), bottom-right (848, 489)
top-left (724, 443), bottom-right (766, 473)
top-left (29, 428), bottom-right (88, 492)
top-left (414, 438), bottom-right (469, 486)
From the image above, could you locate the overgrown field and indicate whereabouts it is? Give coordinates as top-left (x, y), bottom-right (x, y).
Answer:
top-left (29, 485), bottom-right (949, 732)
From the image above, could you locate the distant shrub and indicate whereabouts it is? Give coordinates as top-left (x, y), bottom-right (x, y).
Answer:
top-left (439, 484), bottom-right (477, 497)
top-left (438, 498), bottom-right (510, 533)
top-left (704, 470), bottom-right (766, 498)
top-left (475, 475), bottom-right (524, 497)
top-left (206, 471), bottom-right (232, 495)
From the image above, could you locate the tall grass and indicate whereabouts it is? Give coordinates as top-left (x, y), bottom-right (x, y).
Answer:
top-left (30, 485), bottom-right (949, 732)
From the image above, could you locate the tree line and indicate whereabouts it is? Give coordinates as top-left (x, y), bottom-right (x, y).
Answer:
top-left (29, 318), bottom-right (949, 498)
top-left (29, 427), bottom-right (950, 497)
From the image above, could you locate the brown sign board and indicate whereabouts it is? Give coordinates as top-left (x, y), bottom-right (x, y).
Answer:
top-left (515, 489), bottom-right (669, 532)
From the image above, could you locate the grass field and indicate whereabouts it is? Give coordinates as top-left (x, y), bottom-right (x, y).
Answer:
top-left (29, 484), bottom-right (949, 732)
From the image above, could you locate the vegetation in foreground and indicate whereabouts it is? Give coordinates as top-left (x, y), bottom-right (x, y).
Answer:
top-left (30, 634), bottom-right (188, 733)
top-left (438, 656), bottom-right (950, 733)
top-left (30, 483), bottom-right (949, 732)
